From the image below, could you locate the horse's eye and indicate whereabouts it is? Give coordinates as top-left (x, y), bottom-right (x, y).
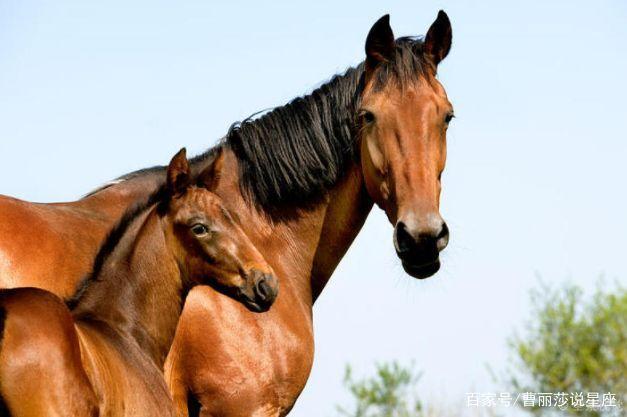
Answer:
top-left (191, 224), bottom-right (209, 236)
top-left (360, 110), bottom-right (376, 124)
top-left (445, 112), bottom-right (455, 124)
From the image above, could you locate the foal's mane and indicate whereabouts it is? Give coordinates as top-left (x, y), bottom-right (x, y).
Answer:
top-left (66, 186), bottom-right (168, 309)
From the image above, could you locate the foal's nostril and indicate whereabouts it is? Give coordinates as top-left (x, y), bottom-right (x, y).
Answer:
top-left (255, 279), bottom-right (271, 301)
top-left (253, 275), bottom-right (277, 304)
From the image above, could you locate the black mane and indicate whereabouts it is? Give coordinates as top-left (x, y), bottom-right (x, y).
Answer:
top-left (224, 65), bottom-right (364, 208)
top-left (370, 37), bottom-right (429, 91)
top-left (66, 186), bottom-right (167, 310)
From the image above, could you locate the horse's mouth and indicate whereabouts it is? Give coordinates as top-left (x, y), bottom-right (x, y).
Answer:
top-left (401, 258), bottom-right (441, 279)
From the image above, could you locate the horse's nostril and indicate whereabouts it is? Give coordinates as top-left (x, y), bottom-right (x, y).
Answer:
top-left (437, 222), bottom-right (449, 240)
top-left (435, 222), bottom-right (449, 250)
top-left (394, 221), bottom-right (414, 254)
top-left (395, 218), bottom-right (447, 257)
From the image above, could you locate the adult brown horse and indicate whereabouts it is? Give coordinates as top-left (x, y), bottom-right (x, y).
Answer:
top-left (0, 10), bottom-right (454, 417)
top-left (165, 12), bottom-right (454, 417)
top-left (0, 148), bottom-right (278, 416)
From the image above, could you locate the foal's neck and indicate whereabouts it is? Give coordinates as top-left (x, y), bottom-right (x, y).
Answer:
top-left (73, 208), bottom-right (183, 366)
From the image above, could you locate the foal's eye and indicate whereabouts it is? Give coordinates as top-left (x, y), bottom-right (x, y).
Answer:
top-left (445, 112), bottom-right (455, 124)
top-left (360, 110), bottom-right (376, 124)
top-left (191, 224), bottom-right (209, 237)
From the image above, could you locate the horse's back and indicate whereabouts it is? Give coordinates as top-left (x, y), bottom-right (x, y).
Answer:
top-left (0, 194), bottom-right (111, 297)
top-left (0, 287), bottom-right (99, 417)
top-left (0, 176), bottom-right (162, 298)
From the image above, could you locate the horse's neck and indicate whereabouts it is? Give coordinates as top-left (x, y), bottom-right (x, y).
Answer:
top-left (310, 163), bottom-right (374, 301)
top-left (73, 209), bottom-right (183, 366)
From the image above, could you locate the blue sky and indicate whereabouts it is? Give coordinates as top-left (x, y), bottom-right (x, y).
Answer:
top-left (1, 1), bottom-right (626, 416)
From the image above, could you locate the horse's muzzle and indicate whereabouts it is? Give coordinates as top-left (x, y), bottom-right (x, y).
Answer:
top-left (394, 218), bottom-right (449, 279)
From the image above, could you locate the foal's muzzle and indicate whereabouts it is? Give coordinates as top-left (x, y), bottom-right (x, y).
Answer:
top-left (240, 270), bottom-right (279, 312)
top-left (394, 216), bottom-right (449, 279)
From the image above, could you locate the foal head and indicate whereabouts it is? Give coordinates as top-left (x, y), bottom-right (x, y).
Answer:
top-left (162, 148), bottom-right (278, 312)
top-left (358, 12), bottom-right (453, 279)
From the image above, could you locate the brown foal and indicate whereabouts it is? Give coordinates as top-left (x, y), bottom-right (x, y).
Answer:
top-left (0, 10), bottom-right (454, 417)
top-left (0, 149), bottom-right (277, 417)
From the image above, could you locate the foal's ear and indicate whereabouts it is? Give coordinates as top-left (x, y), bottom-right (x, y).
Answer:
top-left (423, 10), bottom-right (452, 67)
top-left (197, 147), bottom-right (225, 192)
top-left (365, 15), bottom-right (395, 71)
top-left (166, 147), bottom-right (190, 197)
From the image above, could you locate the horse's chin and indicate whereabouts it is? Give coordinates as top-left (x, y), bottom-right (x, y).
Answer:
top-left (401, 259), bottom-right (441, 279)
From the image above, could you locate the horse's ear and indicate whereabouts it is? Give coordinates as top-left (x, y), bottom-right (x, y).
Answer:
top-left (365, 15), bottom-right (395, 71)
top-left (166, 147), bottom-right (190, 197)
top-left (423, 10), bottom-right (452, 67)
top-left (197, 148), bottom-right (224, 192)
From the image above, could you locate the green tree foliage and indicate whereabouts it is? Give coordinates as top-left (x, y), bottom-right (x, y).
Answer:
top-left (335, 362), bottom-right (493, 417)
top-left (506, 281), bottom-right (626, 416)
top-left (335, 282), bottom-right (625, 417)
top-left (336, 361), bottom-right (424, 417)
